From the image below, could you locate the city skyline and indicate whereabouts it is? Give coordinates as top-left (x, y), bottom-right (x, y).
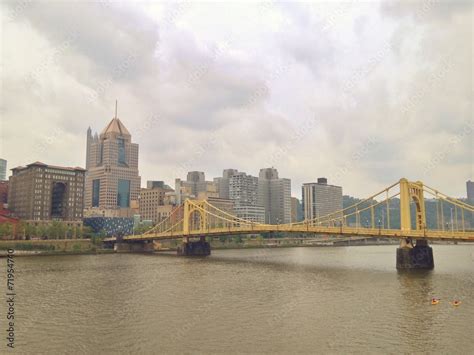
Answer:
top-left (1, 1), bottom-right (472, 199)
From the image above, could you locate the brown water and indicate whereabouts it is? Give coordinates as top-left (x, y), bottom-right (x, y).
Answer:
top-left (4, 245), bottom-right (474, 354)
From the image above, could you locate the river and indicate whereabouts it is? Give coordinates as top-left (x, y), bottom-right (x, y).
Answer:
top-left (5, 245), bottom-right (474, 354)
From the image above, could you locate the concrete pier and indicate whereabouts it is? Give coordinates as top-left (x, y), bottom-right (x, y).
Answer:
top-left (396, 239), bottom-right (434, 270)
top-left (177, 238), bottom-right (211, 256)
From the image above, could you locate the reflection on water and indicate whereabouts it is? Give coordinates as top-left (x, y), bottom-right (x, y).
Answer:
top-left (6, 245), bottom-right (474, 354)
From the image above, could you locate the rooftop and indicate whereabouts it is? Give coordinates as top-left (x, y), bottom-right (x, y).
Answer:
top-left (11, 162), bottom-right (86, 172)
top-left (100, 117), bottom-right (131, 137)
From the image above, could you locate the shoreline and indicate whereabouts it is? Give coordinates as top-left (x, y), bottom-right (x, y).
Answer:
top-left (0, 239), bottom-right (469, 257)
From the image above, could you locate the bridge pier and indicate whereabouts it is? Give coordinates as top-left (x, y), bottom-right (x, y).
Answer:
top-left (396, 239), bottom-right (434, 270)
top-left (177, 237), bottom-right (211, 256)
top-left (114, 241), bottom-right (154, 253)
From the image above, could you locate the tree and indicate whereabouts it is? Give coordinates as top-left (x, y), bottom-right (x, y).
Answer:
top-left (233, 235), bottom-right (242, 244)
top-left (25, 224), bottom-right (37, 239)
top-left (81, 226), bottom-right (94, 238)
top-left (37, 224), bottom-right (48, 239)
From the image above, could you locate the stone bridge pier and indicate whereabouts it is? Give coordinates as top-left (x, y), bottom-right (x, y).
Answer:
top-left (396, 238), bottom-right (434, 270)
top-left (177, 236), bottom-right (211, 256)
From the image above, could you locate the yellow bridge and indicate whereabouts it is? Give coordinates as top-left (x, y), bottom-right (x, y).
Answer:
top-left (108, 179), bottom-right (474, 268)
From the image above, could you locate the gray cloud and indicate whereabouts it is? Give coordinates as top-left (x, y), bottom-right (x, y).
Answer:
top-left (0, 1), bottom-right (472, 198)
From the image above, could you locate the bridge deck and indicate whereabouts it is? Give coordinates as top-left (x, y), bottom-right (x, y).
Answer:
top-left (104, 226), bottom-right (474, 243)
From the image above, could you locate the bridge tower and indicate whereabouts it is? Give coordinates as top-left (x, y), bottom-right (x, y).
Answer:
top-left (178, 200), bottom-right (211, 256)
top-left (397, 178), bottom-right (433, 269)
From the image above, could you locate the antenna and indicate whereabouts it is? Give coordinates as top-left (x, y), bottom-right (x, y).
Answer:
top-left (115, 100), bottom-right (118, 118)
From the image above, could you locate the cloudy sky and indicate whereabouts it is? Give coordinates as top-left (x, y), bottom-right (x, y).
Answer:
top-left (1, 0), bottom-right (472, 198)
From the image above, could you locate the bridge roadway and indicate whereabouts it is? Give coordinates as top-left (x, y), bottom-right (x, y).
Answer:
top-left (105, 225), bottom-right (474, 243)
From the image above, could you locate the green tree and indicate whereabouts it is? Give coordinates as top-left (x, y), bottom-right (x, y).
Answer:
top-left (233, 235), bottom-right (242, 244)
top-left (25, 224), bottom-right (37, 239)
top-left (37, 224), bottom-right (48, 239)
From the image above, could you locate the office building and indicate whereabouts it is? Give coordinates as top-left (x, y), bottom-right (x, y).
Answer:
top-left (258, 168), bottom-right (291, 224)
top-left (0, 159), bottom-right (6, 181)
top-left (84, 116), bottom-right (141, 217)
top-left (302, 178), bottom-right (343, 222)
top-left (139, 183), bottom-right (174, 224)
top-left (227, 171), bottom-right (264, 223)
top-left (175, 172), bottom-right (218, 204)
top-left (214, 169), bottom-right (239, 199)
top-left (233, 205), bottom-right (265, 223)
top-left (8, 161), bottom-right (85, 221)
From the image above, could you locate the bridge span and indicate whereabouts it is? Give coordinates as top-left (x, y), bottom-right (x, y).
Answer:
top-left (104, 179), bottom-right (474, 269)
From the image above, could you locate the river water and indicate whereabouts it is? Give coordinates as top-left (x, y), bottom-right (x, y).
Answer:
top-left (5, 245), bottom-right (474, 354)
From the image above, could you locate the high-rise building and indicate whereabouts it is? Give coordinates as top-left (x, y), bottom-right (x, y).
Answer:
top-left (0, 159), bottom-right (7, 181)
top-left (139, 184), bottom-right (174, 224)
top-left (8, 162), bottom-right (85, 221)
top-left (229, 172), bottom-right (259, 207)
top-left (84, 116), bottom-right (141, 217)
top-left (258, 168), bottom-right (291, 224)
top-left (467, 180), bottom-right (474, 204)
top-left (229, 171), bottom-right (265, 223)
top-left (214, 169), bottom-right (239, 199)
top-left (302, 178), bottom-right (342, 222)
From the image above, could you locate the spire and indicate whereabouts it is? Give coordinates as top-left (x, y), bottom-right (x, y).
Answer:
top-left (115, 100), bottom-right (118, 118)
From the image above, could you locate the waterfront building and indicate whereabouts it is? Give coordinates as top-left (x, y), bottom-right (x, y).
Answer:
top-left (84, 115), bottom-right (141, 217)
top-left (8, 161), bottom-right (85, 221)
top-left (0, 159), bottom-right (6, 181)
top-left (83, 217), bottom-right (134, 237)
top-left (233, 205), bottom-right (265, 223)
top-left (467, 180), bottom-right (474, 204)
top-left (258, 168), bottom-right (291, 224)
top-left (302, 178), bottom-right (343, 222)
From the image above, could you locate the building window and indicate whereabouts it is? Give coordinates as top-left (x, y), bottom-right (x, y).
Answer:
top-left (117, 179), bottom-right (130, 208)
top-left (118, 138), bottom-right (126, 165)
top-left (92, 179), bottom-right (100, 207)
top-left (51, 182), bottom-right (67, 219)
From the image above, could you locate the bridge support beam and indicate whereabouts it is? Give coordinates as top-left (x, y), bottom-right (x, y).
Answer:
top-left (177, 237), bottom-right (211, 256)
top-left (114, 241), bottom-right (154, 253)
top-left (396, 239), bottom-right (434, 270)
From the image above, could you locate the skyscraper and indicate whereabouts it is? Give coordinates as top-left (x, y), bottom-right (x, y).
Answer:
top-left (467, 180), bottom-right (474, 204)
top-left (258, 167), bottom-right (291, 224)
top-left (0, 159), bottom-right (7, 181)
top-left (302, 178), bottom-right (342, 222)
top-left (84, 116), bottom-right (141, 216)
top-left (229, 171), bottom-right (265, 223)
top-left (214, 169), bottom-right (238, 199)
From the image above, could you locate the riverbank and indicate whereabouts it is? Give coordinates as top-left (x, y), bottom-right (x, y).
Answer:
top-left (0, 238), bottom-right (465, 257)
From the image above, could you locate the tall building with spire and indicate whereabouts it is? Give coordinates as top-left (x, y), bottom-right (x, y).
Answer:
top-left (84, 113), bottom-right (141, 217)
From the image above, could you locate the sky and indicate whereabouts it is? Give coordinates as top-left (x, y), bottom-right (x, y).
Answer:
top-left (0, 0), bottom-right (472, 199)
